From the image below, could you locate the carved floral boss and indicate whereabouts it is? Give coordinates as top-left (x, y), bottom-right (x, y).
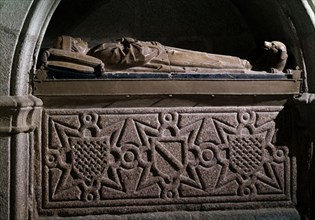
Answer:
top-left (43, 108), bottom-right (291, 209)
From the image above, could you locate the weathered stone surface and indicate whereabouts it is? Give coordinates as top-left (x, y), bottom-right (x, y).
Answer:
top-left (0, 137), bottom-right (9, 220)
top-left (37, 209), bottom-right (299, 220)
top-left (198, 208), bottom-right (299, 220)
top-left (0, 94), bottom-right (43, 220)
top-left (0, 0), bottom-right (33, 96)
top-left (37, 106), bottom-right (295, 216)
top-left (0, 95), bottom-right (43, 134)
top-left (2, 0), bottom-right (315, 219)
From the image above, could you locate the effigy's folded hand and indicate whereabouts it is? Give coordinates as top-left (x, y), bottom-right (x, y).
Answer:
top-left (88, 38), bottom-right (160, 70)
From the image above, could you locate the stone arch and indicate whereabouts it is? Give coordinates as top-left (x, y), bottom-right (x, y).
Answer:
top-left (9, 0), bottom-right (60, 96)
top-left (0, 1), bottom-right (60, 219)
top-left (1, 0), bottom-right (315, 219)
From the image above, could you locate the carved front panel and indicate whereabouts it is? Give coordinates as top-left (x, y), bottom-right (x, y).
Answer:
top-left (39, 107), bottom-right (294, 215)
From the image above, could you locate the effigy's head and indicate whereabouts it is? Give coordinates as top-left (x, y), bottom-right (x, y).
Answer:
top-left (53, 36), bottom-right (89, 54)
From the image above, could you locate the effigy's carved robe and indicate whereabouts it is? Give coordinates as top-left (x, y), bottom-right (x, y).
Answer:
top-left (41, 36), bottom-right (287, 75)
top-left (88, 38), bottom-right (252, 73)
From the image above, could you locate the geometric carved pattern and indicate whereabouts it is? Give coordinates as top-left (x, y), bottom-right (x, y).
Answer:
top-left (229, 135), bottom-right (264, 175)
top-left (39, 107), bottom-right (295, 215)
top-left (70, 137), bottom-right (109, 182)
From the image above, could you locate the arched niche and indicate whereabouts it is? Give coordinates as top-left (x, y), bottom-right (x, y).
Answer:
top-left (6, 0), bottom-right (315, 95)
top-left (41, 0), bottom-right (303, 74)
top-left (2, 0), bottom-right (315, 220)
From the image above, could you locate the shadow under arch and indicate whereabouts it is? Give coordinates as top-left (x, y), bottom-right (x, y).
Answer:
top-left (11, 0), bottom-right (315, 96)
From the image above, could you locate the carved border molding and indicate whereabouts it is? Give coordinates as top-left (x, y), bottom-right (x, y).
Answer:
top-left (38, 106), bottom-right (296, 216)
top-left (0, 95), bottom-right (42, 134)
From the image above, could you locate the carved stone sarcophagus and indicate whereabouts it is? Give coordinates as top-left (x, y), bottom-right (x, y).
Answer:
top-left (35, 92), bottom-right (298, 216)
top-left (34, 35), bottom-right (301, 218)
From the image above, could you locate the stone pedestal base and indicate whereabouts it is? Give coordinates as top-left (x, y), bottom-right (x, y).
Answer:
top-left (39, 208), bottom-right (299, 220)
top-left (35, 96), bottom-right (297, 218)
